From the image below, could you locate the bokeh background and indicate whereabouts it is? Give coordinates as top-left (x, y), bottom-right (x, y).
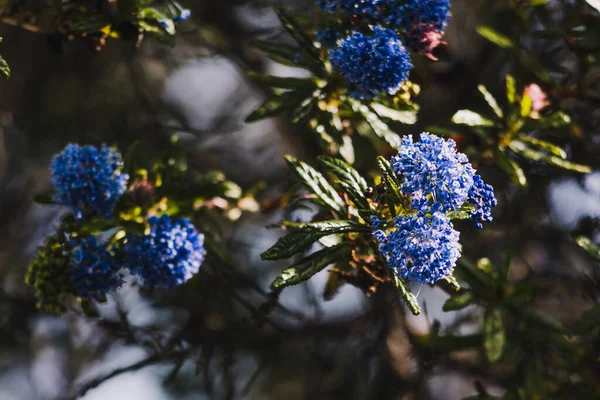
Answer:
top-left (0, 0), bottom-right (598, 399)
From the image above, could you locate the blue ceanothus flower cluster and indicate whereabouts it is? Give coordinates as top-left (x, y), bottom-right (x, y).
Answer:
top-left (316, 0), bottom-right (451, 99)
top-left (51, 143), bottom-right (129, 219)
top-left (373, 133), bottom-right (497, 284)
top-left (50, 143), bottom-right (206, 298)
top-left (124, 215), bottom-right (207, 289)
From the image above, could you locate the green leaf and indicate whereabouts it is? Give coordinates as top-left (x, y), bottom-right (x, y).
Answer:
top-left (33, 190), bottom-right (56, 205)
top-left (443, 274), bottom-right (461, 291)
top-left (478, 85), bottom-right (503, 119)
top-left (520, 93), bottom-right (533, 118)
top-left (136, 8), bottom-right (175, 39)
top-left (0, 54), bottom-right (10, 78)
top-left (494, 149), bottom-right (527, 186)
top-left (248, 40), bottom-right (303, 67)
top-left (320, 155), bottom-right (371, 218)
top-left (531, 111), bottom-right (572, 128)
top-left (261, 220), bottom-right (369, 260)
top-left (273, 8), bottom-right (323, 72)
top-left (350, 100), bottom-right (401, 148)
top-left (285, 156), bottom-right (346, 215)
top-left (509, 141), bottom-right (591, 173)
top-left (575, 236), bottom-right (600, 261)
top-left (270, 243), bottom-right (350, 290)
top-left (447, 208), bottom-right (474, 221)
top-left (506, 75), bottom-right (517, 104)
top-left (246, 91), bottom-right (305, 123)
top-left (318, 156), bottom-right (368, 192)
top-left (371, 102), bottom-right (418, 125)
top-left (376, 156), bottom-right (404, 207)
top-left (451, 110), bottom-right (495, 127)
top-left (483, 308), bottom-right (505, 362)
top-left (517, 137), bottom-right (567, 159)
top-left (247, 71), bottom-right (318, 90)
top-left (477, 26), bottom-right (516, 49)
top-left (393, 275), bottom-right (421, 315)
top-left (443, 291), bottom-right (474, 311)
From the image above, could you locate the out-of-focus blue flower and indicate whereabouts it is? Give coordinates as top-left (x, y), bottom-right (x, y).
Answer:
top-left (315, 26), bottom-right (340, 48)
top-left (392, 133), bottom-right (474, 213)
top-left (388, 0), bottom-right (451, 54)
top-left (173, 8), bottom-right (191, 23)
top-left (372, 212), bottom-right (460, 284)
top-left (468, 174), bottom-right (497, 228)
top-left (50, 144), bottom-right (129, 219)
top-left (388, 0), bottom-right (451, 32)
top-left (330, 28), bottom-right (412, 99)
top-left (316, 0), bottom-right (383, 18)
top-left (71, 237), bottom-right (123, 299)
top-left (124, 215), bottom-right (206, 288)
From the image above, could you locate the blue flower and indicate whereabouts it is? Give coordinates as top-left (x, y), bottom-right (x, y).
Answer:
top-left (391, 132), bottom-right (474, 213)
top-left (468, 174), bottom-right (497, 228)
top-left (330, 28), bottom-right (412, 99)
top-left (124, 215), bottom-right (206, 289)
top-left (373, 212), bottom-right (460, 284)
top-left (173, 8), bottom-right (191, 23)
top-left (50, 144), bottom-right (129, 219)
top-left (316, 26), bottom-right (340, 48)
top-left (388, 0), bottom-right (451, 32)
top-left (316, 0), bottom-right (383, 18)
top-left (71, 237), bottom-right (123, 299)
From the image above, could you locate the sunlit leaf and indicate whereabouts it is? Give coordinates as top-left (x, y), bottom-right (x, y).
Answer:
top-left (452, 110), bottom-right (495, 127)
top-left (506, 75), bottom-right (517, 104)
top-left (484, 308), bottom-right (505, 362)
top-left (246, 91), bottom-right (305, 122)
top-left (371, 102), bottom-right (418, 125)
top-left (478, 85), bottom-right (503, 119)
top-left (285, 156), bottom-right (346, 215)
top-left (575, 236), bottom-right (600, 261)
top-left (494, 149), bottom-right (527, 186)
top-left (261, 220), bottom-right (369, 260)
top-left (477, 26), bottom-right (516, 49)
top-left (393, 275), bottom-right (421, 315)
top-left (517, 137), bottom-right (567, 159)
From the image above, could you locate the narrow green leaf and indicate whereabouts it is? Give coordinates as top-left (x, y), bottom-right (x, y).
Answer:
top-left (376, 156), bottom-right (404, 207)
top-left (273, 8), bottom-right (323, 72)
top-left (520, 93), bottom-right (533, 117)
top-left (246, 91), bottom-right (304, 123)
top-left (575, 236), bottom-right (600, 261)
top-left (494, 149), bottom-right (527, 186)
top-left (338, 181), bottom-right (372, 221)
top-left (506, 75), bottom-right (517, 104)
top-left (484, 308), bottom-right (505, 362)
top-left (248, 40), bottom-right (302, 67)
top-left (509, 141), bottom-right (591, 173)
top-left (443, 291), bottom-right (474, 311)
top-left (318, 156), bottom-right (368, 192)
top-left (350, 100), bottom-right (401, 148)
top-left (478, 85), bottom-right (503, 119)
top-left (261, 220), bottom-right (369, 260)
top-left (517, 136), bottom-right (567, 159)
top-left (452, 110), bottom-right (495, 127)
top-left (443, 275), bottom-right (461, 291)
top-left (270, 243), bottom-right (350, 290)
top-left (247, 71), bottom-right (317, 90)
top-left (371, 102), bottom-right (419, 125)
top-left (477, 26), bottom-right (516, 49)
top-left (285, 156), bottom-right (346, 215)
top-left (447, 209), bottom-right (473, 221)
top-left (393, 275), bottom-right (421, 316)
top-left (0, 54), bottom-right (10, 78)
top-left (532, 111), bottom-right (571, 128)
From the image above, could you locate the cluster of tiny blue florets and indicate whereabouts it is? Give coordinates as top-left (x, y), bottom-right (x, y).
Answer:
top-left (373, 133), bottom-right (497, 284)
top-left (71, 237), bottom-right (123, 299)
top-left (316, 26), bottom-right (340, 48)
top-left (316, 0), bottom-right (383, 17)
top-left (386, 0), bottom-right (450, 32)
top-left (468, 174), bottom-right (498, 229)
top-left (392, 132), bottom-right (474, 213)
top-left (372, 212), bottom-right (461, 284)
top-left (330, 28), bottom-right (413, 99)
top-left (50, 143), bottom-right (129, 219)
top-left (124, 215), bottom-right (207, 289)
